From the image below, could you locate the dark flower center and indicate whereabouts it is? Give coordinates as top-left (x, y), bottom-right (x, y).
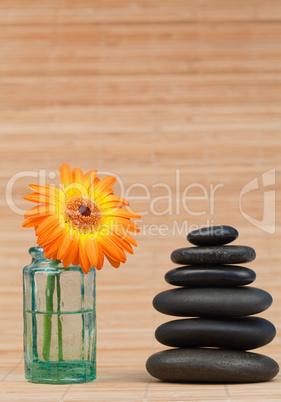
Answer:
top-left (79, 205), bottom-right (91, 217)
top-left (66, 196), bottom-right (101, 233)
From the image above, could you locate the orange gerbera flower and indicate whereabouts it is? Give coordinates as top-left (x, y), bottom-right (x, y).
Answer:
top-left (23, 163), bottom-right (141, 273)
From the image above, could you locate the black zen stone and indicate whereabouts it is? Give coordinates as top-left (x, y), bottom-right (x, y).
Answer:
top-left (155, 317), bottom-right (276, 350)
top-left (187, 225), bottom-right (239, 246)
top-left (153, 287), bottom-right (272, 318)
top-left (171, 246), bottom-right (256, 265)
top-left (165, 265), bottom-right (256, 287)
top-left (146, 348), bottom-right (279, 383)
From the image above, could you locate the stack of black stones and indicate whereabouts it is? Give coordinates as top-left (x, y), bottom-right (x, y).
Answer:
top-left (146, 225), bottom-right (279, 383)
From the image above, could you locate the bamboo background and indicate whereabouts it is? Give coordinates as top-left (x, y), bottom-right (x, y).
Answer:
top-left (0, 1), bottom-right (281, 400)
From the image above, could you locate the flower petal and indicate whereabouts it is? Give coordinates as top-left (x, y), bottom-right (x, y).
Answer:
top-left (98, 235), bottom-right (126, 263)
top-left (29, 184), bottom-right (61, 199)
top-left (24, 193), bottom-right (51, 204)
top-left (88, 177), bottom-right (100, 198)
top-left (110, 233), bottom-right (134, 254)
top-left (105, 253), bottom-right (120, 268)
top-left (100, 195), bottom-right (130, 206)
top-left (95, 189), bottom-right (114, 203)
top-left (24, 204), bottom-right (56, 218)
top-left (84, 169), bottom-right (98, 189)
top-left (37, 226), bottom-right (65, 246)
top-left (43, 234), bottom-right (65, 259)
top-left (111, 225), bottom-right (138, 247)
top-left (72, 167), bottom-right (84, 185)
top-left (79, 236), bottom-right (92, 274)
top-left (59, 163), bottom-right (72, 189)
top-left (101, 202), bottom-right (128, 210)
top-left (36, 215), bottom-right (61, 236)
top-left (105, 216), bottom-right (140, 233)
top-left (95, 241), bottom-right (104, 270)
top-left (72, 250), bottom-right (80, 266)
top-left (95, 176), bottom-right (117, 196)
top-left (22, 216), bottom-right (46, 228)
top-left (57, 232), bottom-right (74, 261)
top-left (86, 238), bottom-right (98, 268)
top-left (104, 208), bottom-right (141, 219)
top-left (63, 236), bottom-right (79, 267)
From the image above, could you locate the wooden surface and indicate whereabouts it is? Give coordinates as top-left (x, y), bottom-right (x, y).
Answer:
top-left (0, 1), bottom-right (281, 400)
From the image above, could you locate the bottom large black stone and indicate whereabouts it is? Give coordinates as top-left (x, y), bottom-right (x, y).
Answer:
top-left (146, 348), bottom-right (279, 383)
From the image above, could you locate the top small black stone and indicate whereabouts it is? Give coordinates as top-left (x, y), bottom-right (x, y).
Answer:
top-left (187, 225), bottom-right (239, 246)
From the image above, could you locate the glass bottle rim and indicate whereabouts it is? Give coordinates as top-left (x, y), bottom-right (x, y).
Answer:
top-left (29, 246), bottom-right (46, 260)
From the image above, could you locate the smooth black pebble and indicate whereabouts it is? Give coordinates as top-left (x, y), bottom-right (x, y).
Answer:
top-left (187, 225), bottom-right (239, 246)
top-left (155, 317), bottom-right (276, 350)
top-left (146, 348), bottom-right (279, 383)
top-left (153, 287), bottom-right (272, 317)
top-left (171, 245), bottom-right (256, 265)
top-left (165, 265), bottom-right (256, 287)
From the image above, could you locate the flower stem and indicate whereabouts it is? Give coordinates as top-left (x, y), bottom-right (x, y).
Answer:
top-left (42, 274), bottom-right (55, 361)
top-left (56, 274), bottom-right (63, 361)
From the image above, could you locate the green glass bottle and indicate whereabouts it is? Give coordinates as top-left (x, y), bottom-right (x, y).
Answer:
top-left (23, 247), bottom-right (96, 384)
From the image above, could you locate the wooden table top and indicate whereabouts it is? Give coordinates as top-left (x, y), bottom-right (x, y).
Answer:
top-left (0, 1), bottom-right (281, 400)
